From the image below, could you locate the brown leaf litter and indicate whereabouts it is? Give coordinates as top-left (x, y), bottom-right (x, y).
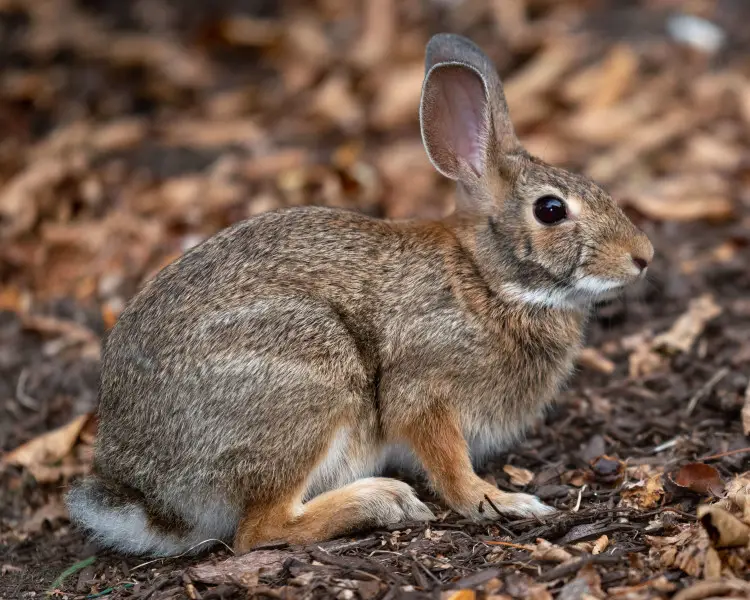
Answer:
top-left (1, 0), bottom-right (750, 598)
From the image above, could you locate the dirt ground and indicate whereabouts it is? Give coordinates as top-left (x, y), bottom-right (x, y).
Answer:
top-left (1, 0), bottom-right (750, 599)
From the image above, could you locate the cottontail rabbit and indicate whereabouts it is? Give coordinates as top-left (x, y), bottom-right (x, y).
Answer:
top-left (67, 33), bottom-right (653, 556)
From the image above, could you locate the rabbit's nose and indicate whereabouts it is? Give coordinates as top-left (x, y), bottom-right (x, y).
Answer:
top-left (629, 229), bottom-right (654, 273)
top-left (632, 256), bottom-right (649, 271)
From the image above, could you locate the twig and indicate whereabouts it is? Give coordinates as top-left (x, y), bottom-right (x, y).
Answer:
top-left (483, 540), bottom-right (533, 550)
top-left (483, 494), bottom-right (518, 539)
top-left (652, 438), bottom-right (680, 453)
top-left (698, 447), bottom-right (750, 461)
top-left (130, 539), bottom-right (234, 572)
top-left (573, 485), bottom-right (586, 512)
top-left (15, 369), bottom-right (40, 411)
top-left (310, 548), bottom-right (404, 584)
top-left (413, 559), bottom-right (442, 586)
top-left (684, 368), bottom-right (728, 416)
top-left (538, 555), bottom-right (625, 582)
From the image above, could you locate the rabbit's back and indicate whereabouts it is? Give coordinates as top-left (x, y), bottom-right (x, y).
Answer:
top-left (93, 208), bottom-right (457, 525)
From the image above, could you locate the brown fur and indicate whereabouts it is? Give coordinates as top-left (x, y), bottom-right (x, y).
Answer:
top-left (399, 404), bottom-right (553, 520)
top-left (66, 34), bottom-right (653, 557)
top-left (234, 477), bottom-right (430, 552)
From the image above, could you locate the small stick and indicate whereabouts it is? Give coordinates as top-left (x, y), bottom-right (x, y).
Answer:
top-left (684, 368), bottom-right (728, 416)
top-left (698, 447), bottom-right (750, 461)
top-left (15, 369), bottom-right (40, 411)
top-left (483, 494), bottom-right (518, 539)
top-left (130, 538), bottom-right (234, 572)
top-left (572, 485), bottom-right (586, 512)
top-left (483, 540), bottom-right (533, 550)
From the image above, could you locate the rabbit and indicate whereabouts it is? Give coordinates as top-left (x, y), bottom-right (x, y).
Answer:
top-left (66, 33), bottom-right (653, 557)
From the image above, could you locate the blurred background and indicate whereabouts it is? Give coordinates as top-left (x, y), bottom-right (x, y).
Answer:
top-left (1, 0), bottom-right (750, 593)
top-left (0, 0), bottom-right (748, 311)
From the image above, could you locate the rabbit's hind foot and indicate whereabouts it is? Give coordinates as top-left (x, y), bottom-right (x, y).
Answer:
top-left (233, 477), bottom-right (435, 553)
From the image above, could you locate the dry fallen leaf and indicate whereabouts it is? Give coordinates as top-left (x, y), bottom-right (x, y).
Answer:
top-left (370, 63), bottom-right (424, 130)
top-left (625, 331), bottom-right (669, 377)
top-left (442, 591), bottom-right (476, 600)
top-left (697, 505), bottom-right (750, 548)
top-left (721, 473), bottom-right (750, 523)
top-left (587, 109), bottom-right (698, 183)
top-left (0, 157), bottom-right (85, 239)
top-left (189, 550), bottom-right (309, 587)
top-left (557, 563), bottom-right (604, 600)
top-left (703, 546), bottom-right (722, 579)
top-left (608, 575), bottom-right (676, 596)
top-left (592, 535), bottom-right (609, 555)
top-left (670, 463), bottom-right (725, 497)
top-left (312, 74), bottom-right (364, 132)
top-left (626, 191), bottom-right (734, 222)
top-left (527, 585), bottom-right (553, 600)
top-left (577, 347), bottom-right (616, 374)
top-left (19, 497), bottom-right (68, 534)
top-left (2, 414), bottom-right (92, 470)
top-left (742, 381), bottom-right (750, 436)
top-left (530, 539), bottom-right (573, 563)
top-left (24, 462), bottom-right (90, 484)
top-left (564, 44), bottom-right (638, 110)
top-left (672, 578), bottom-right (750, 600)
top-left (503, 464), bottom-right (535, 487)
top-left (647, 523), bottom-right (710, 577)
top-left (561, 469), bottom-right (588, 487)
top-left (652, 295), bottom-right (722, 354)
top-left (20, 313), bottom-right (101, 358)
top-left (350, 0), bottom-right (394, 68)
top-left (621, 474), bottom-right (664, 509)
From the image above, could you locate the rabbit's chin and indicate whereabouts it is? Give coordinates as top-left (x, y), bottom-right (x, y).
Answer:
top-left (500, 277), bottom-right (629, 310)
top-left (569, 275), bottom-right (629, 304)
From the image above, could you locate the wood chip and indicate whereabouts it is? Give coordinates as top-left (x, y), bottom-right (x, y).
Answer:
top-left (653, 295), bottom-right (722, 354)
top-left (189, 550), bottom-right (309, 586)
top-left (503, 464), bottom-right (535, 486)
top-left (577, 347), bottom-right (616, 374)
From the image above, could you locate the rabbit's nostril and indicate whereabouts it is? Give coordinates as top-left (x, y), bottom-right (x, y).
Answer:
top-left (632, 256), bottom-right (649, 271)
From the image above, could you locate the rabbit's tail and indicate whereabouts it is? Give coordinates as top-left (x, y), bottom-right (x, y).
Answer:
top-left (66, 477), bottom-right (218, 557)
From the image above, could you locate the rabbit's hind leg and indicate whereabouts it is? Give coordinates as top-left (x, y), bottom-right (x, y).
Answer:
top-left (234, 477), bottom-right (434, 552)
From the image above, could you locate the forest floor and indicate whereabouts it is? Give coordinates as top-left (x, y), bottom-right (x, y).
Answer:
top-left (1, 1), bottom-right (749, 599)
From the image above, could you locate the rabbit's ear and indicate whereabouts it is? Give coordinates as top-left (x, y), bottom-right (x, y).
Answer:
top-left (420, 34), bottom-right (520, 181)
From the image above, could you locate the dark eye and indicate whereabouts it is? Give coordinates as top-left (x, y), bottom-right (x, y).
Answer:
top-left (534, 195), bottom-right (568, 225)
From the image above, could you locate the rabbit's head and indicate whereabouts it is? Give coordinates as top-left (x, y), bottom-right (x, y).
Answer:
top-left (420, 34), bottom-right (653, 308)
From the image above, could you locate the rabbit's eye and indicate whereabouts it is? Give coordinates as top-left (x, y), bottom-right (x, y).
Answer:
top-left (534, 195), bottom-right (568, 225)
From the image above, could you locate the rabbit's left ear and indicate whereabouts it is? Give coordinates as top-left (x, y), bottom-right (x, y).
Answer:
top-left (420, 33), bottom-right (521, 181)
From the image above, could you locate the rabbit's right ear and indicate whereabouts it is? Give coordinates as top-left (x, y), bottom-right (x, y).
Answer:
top-left (420, 34), bottom-right (521, 182)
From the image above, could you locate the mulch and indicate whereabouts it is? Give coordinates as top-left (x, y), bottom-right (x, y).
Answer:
top-left (1, 0), bottom-right (750, 599)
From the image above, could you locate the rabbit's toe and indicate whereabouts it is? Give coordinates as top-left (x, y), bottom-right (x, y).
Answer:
top-left (357, 478), bottom-right (435, 526)
top-left (499, 492), bottom-right (556, 518)
top-left (453, 483), bottom-right (556, 521)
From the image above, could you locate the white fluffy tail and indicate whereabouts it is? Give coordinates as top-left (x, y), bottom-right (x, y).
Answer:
top-left (66, 478), bottom-right (230, 556)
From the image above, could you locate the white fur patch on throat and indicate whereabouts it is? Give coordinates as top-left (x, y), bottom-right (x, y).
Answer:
top-left (572, 276), bottom-right (622, 297)
top-left (500, 282), bottom-right (576, 310)
top-left (501, 275), bottom-right (625, 309)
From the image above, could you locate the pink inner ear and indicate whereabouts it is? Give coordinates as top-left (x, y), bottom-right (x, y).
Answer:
top-left (435, 68), bottom-right (487, 175)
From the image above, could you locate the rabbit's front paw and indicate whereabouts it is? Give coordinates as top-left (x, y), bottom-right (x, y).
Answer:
top-left (355, 478), bottom-right (436, 526)
top-left (484, 491), bottom-right (556, 519)
top-left (453, 481), bottom-right (555, 521)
